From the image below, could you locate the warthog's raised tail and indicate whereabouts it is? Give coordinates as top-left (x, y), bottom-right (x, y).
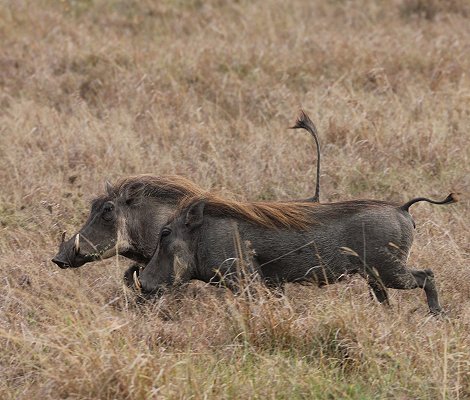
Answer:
top-left (400, 193), bottom-right (459, 212)
top-left (290, 110), bottom-right (321, 203)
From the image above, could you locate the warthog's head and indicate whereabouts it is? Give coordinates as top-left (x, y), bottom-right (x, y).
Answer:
top-left (138, 201), bottom-right (205, 295)
top-left (51, 182), bottom-right (154, 269)
top-left (52, 189), bottom-right (127, 269)
top-left (52, 175), bottom-right (204, 269)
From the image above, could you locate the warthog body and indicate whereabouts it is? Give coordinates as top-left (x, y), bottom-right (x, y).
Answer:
top-left (138, 194), bottom-right (458, 314)
top-left (51, 111), bottom-right (322, 272)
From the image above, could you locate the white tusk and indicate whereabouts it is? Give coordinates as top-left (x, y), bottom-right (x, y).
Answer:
top-left (133, 271), bottom-right (141, 291)
top-left (61, 231), bottom-right (67, 244)
top-left (74, 234), bottom-right (80, 255)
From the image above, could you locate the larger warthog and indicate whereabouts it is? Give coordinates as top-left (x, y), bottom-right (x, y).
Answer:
top-left (51, 175), bottom-right (207, 269)
top-left (51, 111), bottom-right (322, 273)
top-left (137, 193), bottom-right (459, 314)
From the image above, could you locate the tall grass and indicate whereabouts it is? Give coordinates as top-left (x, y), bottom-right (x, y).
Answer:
top-left (0, 0), bottom-right (469, 398)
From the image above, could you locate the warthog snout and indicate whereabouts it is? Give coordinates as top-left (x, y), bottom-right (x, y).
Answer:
top-left (51, 255), bottom-right (70, 269)
top-left (124, 265), bottom-right (154, 294)
top-left (139, 277), bottom-right (154, 294)
top-left (52, 233), bottom-right (88, 269)
top-left (138, 273), bottom-right (165, 297)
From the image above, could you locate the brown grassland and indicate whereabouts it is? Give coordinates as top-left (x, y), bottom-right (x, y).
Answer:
top-left (1, 0), bottom-right (469, 398)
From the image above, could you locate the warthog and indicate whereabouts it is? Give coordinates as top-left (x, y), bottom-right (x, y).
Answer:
top-left (51, 175), bottom-right (207, 269)
top-left (51, 111), bottom-right (322, 274)
top-left (137, 193), bottom-right (459, 314)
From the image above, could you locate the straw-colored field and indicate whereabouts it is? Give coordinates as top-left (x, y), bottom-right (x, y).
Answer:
top-left (1, 0), bottom-right (469, 398)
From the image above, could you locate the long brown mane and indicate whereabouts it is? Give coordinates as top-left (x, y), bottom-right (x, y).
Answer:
top-left (105, 174), bottom-right (393, 230)
top-left (106, 174), bottom-right (207, 203)
top-left (176, 196), bottom-right (400, 230)
top-left (177, 196), bottom-right (320, 229)
top-left (103, 174), bottom-right (317, 229)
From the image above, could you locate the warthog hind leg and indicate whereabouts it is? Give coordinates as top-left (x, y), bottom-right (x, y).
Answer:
top-left (367, 277), bottom-right (390, 305)
top-left (410, 269), bottom-right (442, 315)
top-left (358, 268), bottom-right (390, 305)
top-left (379, 264), bottom-right (442, 315)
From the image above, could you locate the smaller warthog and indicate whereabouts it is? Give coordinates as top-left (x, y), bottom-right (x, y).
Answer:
top-left (137, 193), bottom-right (459, 314)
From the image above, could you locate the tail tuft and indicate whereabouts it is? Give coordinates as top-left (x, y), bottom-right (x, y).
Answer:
top-left (447, 192), bottom-right (460, 204)
top-left (290, 109), bottom-right (314, 131)
top-left (289, 109), bottom-right (321, 203)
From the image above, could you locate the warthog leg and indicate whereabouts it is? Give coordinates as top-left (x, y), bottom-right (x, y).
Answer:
top-left (410, 269), bottom-right (442, 315)
top-left (366, 276), bottom-right (390, 305)
top-left (342, 249), bottom-right (390, 306)
top-left (356, 268), bottom-right (390, 305)
top-left (377, 264), bottom-right (442, 315)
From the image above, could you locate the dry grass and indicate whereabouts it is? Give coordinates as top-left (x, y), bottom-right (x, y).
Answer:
top-left (1, 0), bottom-right (469, 398)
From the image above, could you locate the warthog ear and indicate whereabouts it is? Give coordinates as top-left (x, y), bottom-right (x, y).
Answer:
top-left (104, 180), bottom-right (114, 196)
top-left (185, 200), bottom-right (206, 230)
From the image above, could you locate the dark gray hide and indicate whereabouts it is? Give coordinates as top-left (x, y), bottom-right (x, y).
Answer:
top-left (139, 194), bottom-right (458, 314)
top-left (51, 177), bottom-right (185, 269)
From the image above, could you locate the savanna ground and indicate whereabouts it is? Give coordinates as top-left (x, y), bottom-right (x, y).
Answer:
top-left (1, 0), bottom-right (469, 398)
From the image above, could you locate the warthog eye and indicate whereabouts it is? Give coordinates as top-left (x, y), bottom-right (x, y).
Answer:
top-left (102, 202), bottom-right (115, 221)
top-left (160, 227), bottom-right (171, 239)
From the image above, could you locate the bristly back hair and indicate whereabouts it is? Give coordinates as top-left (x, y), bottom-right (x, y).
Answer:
top-left (104, 174), bottom-right (208, 204)
top-left (176, 196), bottom-right (322, 230)
top-left (99, 174), bottom-right (397, 230)
top-left (102, 174), bottom-right (320, 229)
top-left (175, 195), bottom-right (404, 230)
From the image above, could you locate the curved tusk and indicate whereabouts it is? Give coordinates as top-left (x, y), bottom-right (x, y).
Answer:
top-left (133, 271), bottom-right (141, 291)
top-left (74, 234), bottom-right (80, 255)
